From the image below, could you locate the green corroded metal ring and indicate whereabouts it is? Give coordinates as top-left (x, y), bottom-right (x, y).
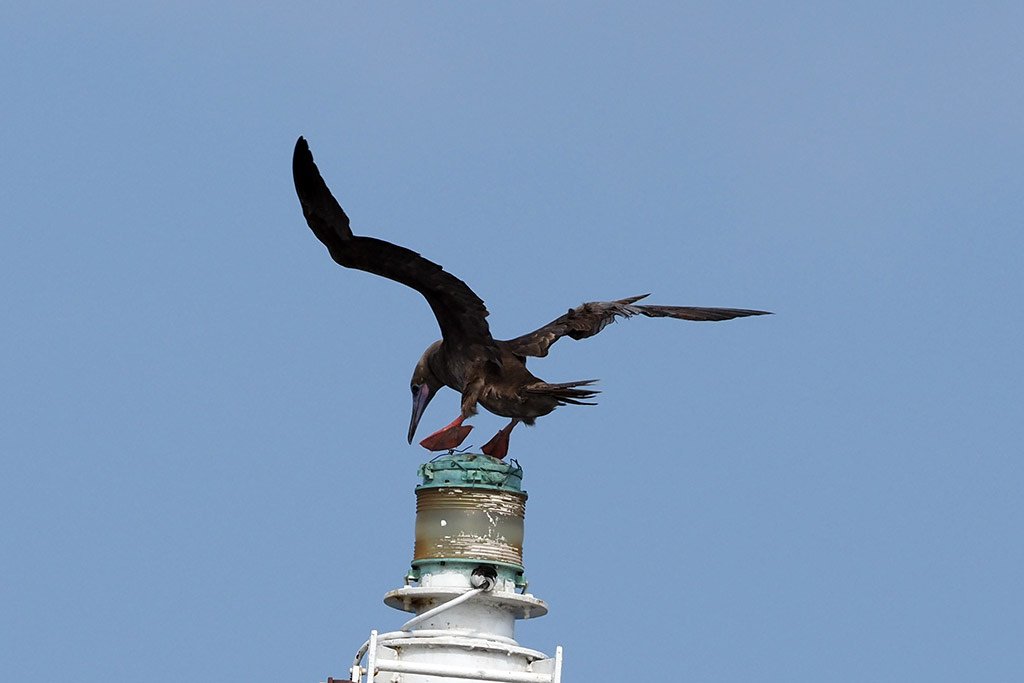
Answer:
top-left (416, 452), bottom-right (525, 493)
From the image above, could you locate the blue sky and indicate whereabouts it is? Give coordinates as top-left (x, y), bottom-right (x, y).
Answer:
top-left (2, 3), bottom-right (1021, 681)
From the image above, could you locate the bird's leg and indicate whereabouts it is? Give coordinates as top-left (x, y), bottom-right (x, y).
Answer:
top-left (419, 415), bottom-right (474, 452)
top-left (481, 419), bottom-right (520, 460)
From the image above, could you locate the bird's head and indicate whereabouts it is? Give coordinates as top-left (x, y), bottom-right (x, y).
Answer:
top-left (408, 340), bottom-right (444, 444)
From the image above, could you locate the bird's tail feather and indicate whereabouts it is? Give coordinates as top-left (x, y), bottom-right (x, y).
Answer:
top-left (526, 379), bottom-right (600, 406)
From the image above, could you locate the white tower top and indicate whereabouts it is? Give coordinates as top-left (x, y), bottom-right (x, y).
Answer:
top-left (329, 453), bottom-right (563, 683)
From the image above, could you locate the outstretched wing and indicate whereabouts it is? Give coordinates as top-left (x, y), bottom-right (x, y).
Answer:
top-left (505, 294), bottom-right (771, 358)
top-left (293, 137), bottom-right (493, 344)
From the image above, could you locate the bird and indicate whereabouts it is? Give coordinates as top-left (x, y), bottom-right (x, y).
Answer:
top-left (292, 136), bottom-right (771, 458)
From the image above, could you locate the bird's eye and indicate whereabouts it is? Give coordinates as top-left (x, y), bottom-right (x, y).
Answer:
top-left (411, 384), bottom-right (420, 395)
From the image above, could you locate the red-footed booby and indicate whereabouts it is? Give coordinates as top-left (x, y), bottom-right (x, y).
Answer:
top-left (293, 137), bottom-right (770, 458)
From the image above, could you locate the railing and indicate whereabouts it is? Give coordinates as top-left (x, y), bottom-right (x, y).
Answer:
top-left (342, 630), bottom-right (563, 683)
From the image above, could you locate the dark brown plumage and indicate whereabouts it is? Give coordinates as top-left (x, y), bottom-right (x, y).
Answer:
top-left (292, 137), bottom-right (771, 457)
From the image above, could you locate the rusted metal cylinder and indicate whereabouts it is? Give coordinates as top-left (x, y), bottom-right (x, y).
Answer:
top-left (411, 453), bottom-right (528, 573)
top-left (414, 486), bottom-right (527, 568)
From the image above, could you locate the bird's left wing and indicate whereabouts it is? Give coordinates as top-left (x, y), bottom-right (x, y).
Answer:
top-left (505, 294), bottom-right (771, 358)
top-left (293, 137), bottom-right (494, 345)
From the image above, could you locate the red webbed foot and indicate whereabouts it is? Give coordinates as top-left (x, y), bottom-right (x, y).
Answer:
top-left (481, 420), bottom-right (519, 460)
top-left (419, 416), bottom-right (473, 452)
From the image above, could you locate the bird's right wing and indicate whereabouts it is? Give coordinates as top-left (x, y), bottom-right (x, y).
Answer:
top-left (293, 137), bottom-right (494, 345)
top-left (505, 294), bottom-right (771, 358)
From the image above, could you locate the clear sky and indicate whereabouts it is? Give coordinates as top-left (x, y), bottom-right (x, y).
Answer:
top-left (2, 3), bottom-right (1021, 681)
